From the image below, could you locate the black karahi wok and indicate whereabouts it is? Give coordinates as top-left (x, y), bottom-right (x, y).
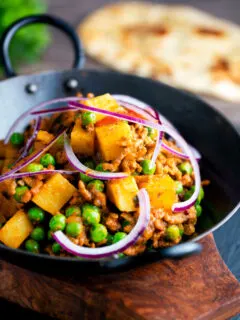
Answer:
top-left (0, 14), bottom-right (239, 274)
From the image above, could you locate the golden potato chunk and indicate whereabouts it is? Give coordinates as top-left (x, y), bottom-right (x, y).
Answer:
top-left (0, 210), bottom-right (33, 249)
top-left (71, 119), bottom-right (95, 156)
top-left (107, 176), bottom-right (138, 212)
top-left (135, 174), bottom-right (177, 210)
top-left (96, 121), bottom-right (131, 161)
top-left (32, 173), bottom-right (76, 215)
top-left (85, 93), bottom-right (124, 121)
top-left (36, 130), bottom-right (54, 144)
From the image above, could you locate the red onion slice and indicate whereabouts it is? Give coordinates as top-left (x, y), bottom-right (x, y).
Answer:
top-left (0, 129), bottom-right (65, 183)
top-left (4, 97), bottom-right (85, 144)
top-left (64, 133), bottom-right (128, 180)
top-left (117, 100), bottom-right (156, 121)
top-left (4, 169), bottom-right (78, 181)
top-left (19, 117), bottom-right (42, 161)
top-left (53, 188), bottom-right (150, 259)
top-left (31, 106), bottom-right (78, 116)
top-left (161, 143), bottom-right (201, 161)
top-left (112, 94), bottom-right (156, 118)
top-left (68, 101), bottom-right (162, 129)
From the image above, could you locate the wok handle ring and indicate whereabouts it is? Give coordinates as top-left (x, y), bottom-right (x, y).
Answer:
top-left (0, 14), bottom-right (84, 78)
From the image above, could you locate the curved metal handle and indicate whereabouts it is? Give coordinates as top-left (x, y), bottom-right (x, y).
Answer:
top-left (0, 14), bottom-right (85, 78)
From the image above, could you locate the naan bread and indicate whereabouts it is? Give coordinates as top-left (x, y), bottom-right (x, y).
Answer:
top-left (79, 2), bottom-right (240, 102)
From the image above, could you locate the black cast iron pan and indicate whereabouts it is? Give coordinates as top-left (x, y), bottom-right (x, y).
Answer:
top-left (0, 14), bottom-right (239, 274)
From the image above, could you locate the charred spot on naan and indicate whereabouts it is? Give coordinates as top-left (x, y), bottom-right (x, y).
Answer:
top-left (210, 57), bottom-right (240, 84)
top-left (124, 24), bottom-right (169, 37)
top-left (195, 27), bottom-right (225, 37)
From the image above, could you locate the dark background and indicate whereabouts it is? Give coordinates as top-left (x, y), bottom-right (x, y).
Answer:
top-left (0, 0), bottom-right (239, 319)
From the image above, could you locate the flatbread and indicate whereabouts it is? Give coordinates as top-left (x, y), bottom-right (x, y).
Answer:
top-left (79, 2), bottom-right (240, 102)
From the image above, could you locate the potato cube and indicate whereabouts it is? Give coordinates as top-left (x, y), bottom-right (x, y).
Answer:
top-left (85, 93), bottom-right (124, 122)
top-left (70, 119), bottom-right (95, 156)
top-left (32, 173), bottom-right (76, 215)
top-left (96, 121), bottom-right (132, 161)
top-left (0, 210), bottom-right (33, 249)
top-left (107, 176), bottom-right (138, 212)
top-left (135, 174), bottom-right (177, 210)
top-left (37, 130), bottom-right (54, 144)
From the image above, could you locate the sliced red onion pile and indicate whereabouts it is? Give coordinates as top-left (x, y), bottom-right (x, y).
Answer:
top-left (67, 101), bottom-right (201, 212)
top-left (53, 188), bottom-right (150, 259)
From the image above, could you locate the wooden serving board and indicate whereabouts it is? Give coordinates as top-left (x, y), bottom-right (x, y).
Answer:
top-left (0, 234), bottom-right (240, 320)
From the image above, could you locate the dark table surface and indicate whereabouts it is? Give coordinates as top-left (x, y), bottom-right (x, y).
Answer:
top-left (1, 0), bottom-right (239, 319)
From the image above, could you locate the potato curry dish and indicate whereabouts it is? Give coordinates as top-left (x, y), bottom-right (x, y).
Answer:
top-left (0, 93), bottom-right (206, 259)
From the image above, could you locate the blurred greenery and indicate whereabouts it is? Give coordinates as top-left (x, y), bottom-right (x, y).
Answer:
top-left (0, 0), bottom-right (50, 73)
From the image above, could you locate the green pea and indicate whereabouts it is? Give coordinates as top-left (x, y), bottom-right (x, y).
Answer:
top-left (90, 224), bottom-right (108, 243)
top-left (141, 159), bottom-right (156, 175)
top-left (7, 163), bottom-right (13, 169)
top-left (166, 225), bottom-right (180, 241)
top-left (40, 153), bottom-right (56, 167)
top-left (79, 160), bottom-right (95, 183)
top-left (195, 204), bottom-right (202, 217)
top-left (178, 162), bottom-right (193, 174)
top-left (113, 232), bottom-right (127, 244)
top-left (25, 239), bottom-right (39, 253)
top-left (65, 206), bottom-right (81, 218)
top-left (80, 173), bottom-right (94, 183)
top-left (147, 127), bottom-right (156, 139)
top-left (82, 112), bottom-right (97, 126)
top-left (82, 203), bottom-right (100, 225)
top-left (175, 181), bottom-right (183, 194)
top-left (198, 187), bottom-right (204, 203)
top-left (14, 186), bottom-right (29, 202)
top-left (28, 207), bottom-right (45, 223)
top-left (184, 186), bottom-right (204, 204)
top-left (52, 242), bottom-right (61, 254)
top-left (87, 180), bottom-right (104, 192)
top-left (48, 230), bottom-right (53, 241)
top-left (106, 234), bottom-right (114, 245)
top-left (10, 132), bottom-right (24, 146)
top-left (66, 222), bottom-right (83, 238)
top-left (95, 163), bottom-right (109, 172)
top-left (49, 214), bottom-right (66, 232)
top-left (30, 227), bottom-right (45, 241)
top-left (117, 253), bottom-right (125, 259)
top-left (26, 163), bottom-right (44, 172)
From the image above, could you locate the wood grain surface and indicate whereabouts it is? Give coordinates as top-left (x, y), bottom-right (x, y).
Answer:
top-left (0, 234), bottom-right (240, 320)
top-left (0, 0), bottom-right (239, 319)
